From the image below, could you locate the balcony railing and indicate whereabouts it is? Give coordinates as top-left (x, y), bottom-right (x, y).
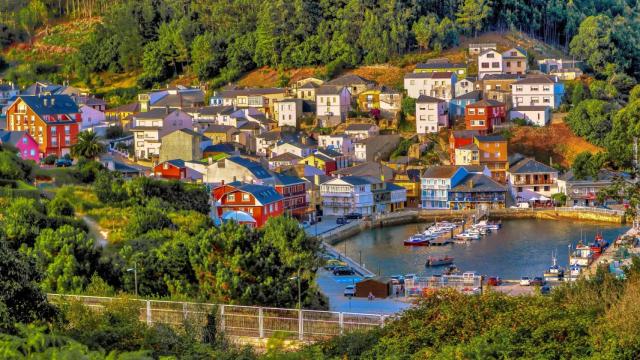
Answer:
top-left (512, 179), bottom-right (555, 185)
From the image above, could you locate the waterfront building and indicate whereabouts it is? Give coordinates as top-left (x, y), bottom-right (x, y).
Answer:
top-left (320, 176), bottom-right (406, 216)
top-left (448, 173), bottom-right (507, 210)
top-left (420, 166), bottom-right (469, 209)
top-left (455, 143), bottom-right (480, 166)
top-left (509, 106), bottom-right (552, 126)
top-left (273, 173), bottom-right (308, 218)
top-left (353, 134), bottom-right (401, 162)
top-left (507, 157), bottom-right (558, 202)
top-left (557, 169), bottom-right (631, 207)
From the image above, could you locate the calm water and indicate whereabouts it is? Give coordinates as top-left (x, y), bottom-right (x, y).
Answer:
top-left (336, 219), bottom-right (628, 279)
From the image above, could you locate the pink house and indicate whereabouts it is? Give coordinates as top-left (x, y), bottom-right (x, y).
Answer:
top-left (0, 130), bottom-right (40, 161)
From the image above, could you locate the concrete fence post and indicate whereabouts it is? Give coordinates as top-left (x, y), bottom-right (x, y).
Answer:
top-left (379, 315), bottom-right (384, 327)
top-left (258, 307), bottom-right (264, 338)
top-left (220, 305), bottom-right (225, 334)
top-left (339, 312), bottom-right (344, 335)
top-left (146, 300), bottom-right (152, 325)
top-left (298, 309), bottom-right (304, 341)
top-left (183, 302), bottom-right (188, 321)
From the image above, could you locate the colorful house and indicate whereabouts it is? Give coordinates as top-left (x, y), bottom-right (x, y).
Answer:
top-left (153, 159), bottom-right (202, 181)
top-left (356, 86), bottom-right (402, 117)
top-left (420, 166), bottom-right (469, 209)
top-left (464, 99), bottom-right (506, 134)
top-left (5, 95), bottom-right (81, 157)
top-left (0, 130), bottom-right (40, 161)
top-left (474, 135), bottom-right (509, 183)
top-left (449, 90), bottom-right (481, 120)
top-left (448, 130), bottom-right (480, 164)
top-left (212, 182), bottom-right (284, 228)
top-left (448, 173), bottom-right (507, 210)
top-left (273, 173), bottom-right (308, 218)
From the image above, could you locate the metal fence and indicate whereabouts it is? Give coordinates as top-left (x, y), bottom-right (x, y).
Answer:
top-left (47, 294), bottom-right (387, 343)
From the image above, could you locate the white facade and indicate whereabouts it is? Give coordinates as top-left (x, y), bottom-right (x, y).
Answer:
top-left (478, 49), bottom-right (503, 79)
top-left (185, 157), bottom-right (275, 185)
top-left (272, 142), bottom-right (313, 158)
top-left (404, 73), bottom-right (456, 100)
top-left (511, 77), bottom-right (565, 109)
top-left (509, 106), bottom-right (551, 126)
top-left (455, 78), bottom-right (476, 97)
top-left (79, 104), bottom-right (107, 135)
top-left (320, 177), bottom-right (374, 216)
top-left (318, 134), bottom-right (354, 155)
top-left (316, 86), bottom-right (351, 123)
top-left (276, 99), bottom-right (303, 128)
top-left (416, 96), bottom-right (448, 134)
top-left (132, 110), bottom-right (193, 159)
top-left (344, 125), bottom-right (379, 140)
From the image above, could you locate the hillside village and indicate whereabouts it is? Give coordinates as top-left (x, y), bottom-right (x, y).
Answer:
top-left (0, 40), bottom-right (626, 230)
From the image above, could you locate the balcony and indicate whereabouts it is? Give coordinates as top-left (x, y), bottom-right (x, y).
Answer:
top-left (322, 201), bottom-right (353, 207)
top-left (511, 179), bottom-right (555, 185)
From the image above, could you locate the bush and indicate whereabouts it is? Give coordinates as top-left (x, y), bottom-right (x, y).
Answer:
top-left (105, 125), bottom-right (125, 139)
top-left (43, 155), bottom-right (57, 165)
top-left (401, 97), bottom-right (416, 116)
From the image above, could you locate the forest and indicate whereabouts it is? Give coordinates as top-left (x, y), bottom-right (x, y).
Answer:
top-left (3, 0), bottom-right (640, 89)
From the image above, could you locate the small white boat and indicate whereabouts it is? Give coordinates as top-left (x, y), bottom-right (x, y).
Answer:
top-left (543, 252), bottom-right (564, 280)
top-left (404, 234), bottom-right (430, 246)
top-left (456, 232), bottom-right (481, 240)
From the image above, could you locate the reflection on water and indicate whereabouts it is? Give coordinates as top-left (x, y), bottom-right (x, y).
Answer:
top-left (335, 219), bottom-right (628, 279)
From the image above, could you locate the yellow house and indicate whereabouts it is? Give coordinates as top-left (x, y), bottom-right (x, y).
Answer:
top-left (392, 172), bottom-right (421, 208)
top-left (300, 153), bottom-right (333, 174)
top-left (454, 143), bottom-right (480, 166)
top-left (105, 102), bottom-right (141, 129)
top-left (357, 86), bottom-right (401, 117)
top-left (202, 124), bottom-right (237, 144)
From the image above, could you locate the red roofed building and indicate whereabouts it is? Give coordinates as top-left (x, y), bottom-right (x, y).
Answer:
top-left (5, 95), bottom-right (81, 157)
top-left (464, 99), bottom-right (506, 134)
top-left (212, 182), bottom-right (284, 227)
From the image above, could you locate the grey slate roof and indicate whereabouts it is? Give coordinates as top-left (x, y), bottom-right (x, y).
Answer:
top-left (333, 162), bottom-right (394, 178)
top-left (134, 108), bottom-right (178, 119)
top-left (316, 85), bottom-right (345, 95)
top-left (227, 156), bottom-right (272, 179)
top-left (453, 90), bottom-right (482, 101)
top-left (415, 63), bottom-right (465, 69)
top-left (512, 105), bottom-right (549, 111)
top-left (0, 130), bottom-right (29, 146)
top-left (326, 74), bottom-right (373, 86)
top-left (481, 74), bottom-right (521, 81)
top-left (474, 135), bottom-right (506, 142)
top-left (18, 95), bottom-right (79, 117)
top-left (514, 75), bottom-right (556, 85)
top-left (509, 158), bottom-right (557, 174)
top-left (451, 173), bottom-right (506, 193)
top-left (273, 172), bottom-right (305, 186)
top-left (339, 176), bottom-right (374, 186)
top-left (468, 99), bottom-right (504, 107)
top-left (270, 152), bottom-right (302, 162)
top-left (165, 159), bottom-right (186, 168)
top-left (218, 87), bottom-right (286, 98)
top-left (417, 95), bottom-right (445, 103)
top-left (559, 169), bottom-right (630, 183)
top-left (345, 123), bottom-right (377, 131)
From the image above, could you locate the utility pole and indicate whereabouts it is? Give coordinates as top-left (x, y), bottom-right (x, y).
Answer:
top-left (127, 262), bottom-right (138, 297)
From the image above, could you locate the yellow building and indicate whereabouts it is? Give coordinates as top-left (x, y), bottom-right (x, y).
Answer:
top-left (202, 124), bottom-right (237, 144)
top-left (357, 86), bottom-right (402, 117)
top-left (454, 143), bottom-right (480, 166)
top-left (105, 102), bottom-right (140, 130)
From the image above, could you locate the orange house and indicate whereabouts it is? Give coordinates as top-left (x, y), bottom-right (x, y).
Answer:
top-left (474, 135), bottom-right (509, 183)
top-left (5, 95), bottom-right (81, 158)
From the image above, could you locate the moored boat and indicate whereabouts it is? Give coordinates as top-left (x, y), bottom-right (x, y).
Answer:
top-left (456, 232), bottom-right (481, 240)
top-left (543, 252), bottom-right (564, 281)
top-left (404, 234), bottom-right (430, 246)
top-left (426, 256), bottom-right (454, 267)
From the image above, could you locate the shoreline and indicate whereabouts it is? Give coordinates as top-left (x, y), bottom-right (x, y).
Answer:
top-left (316, 208), bottom-right (626, 246)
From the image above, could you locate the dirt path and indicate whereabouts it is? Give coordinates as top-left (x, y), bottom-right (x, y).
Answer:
top-left (82, 215), bottom-right (109, 248)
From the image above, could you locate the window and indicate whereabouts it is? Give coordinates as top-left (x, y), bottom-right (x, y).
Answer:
top-left (481, 62), bottom-right (489, 69)
top-left (22, 137), bottom-right (27, 144)
top-left (515, 86), bottom-right (523, 92)
top-left (506, 61), bottom-right (511, 68)
top-left (487, 53), bottom-right (494, 58)
top-left (492, 62), bottom-right (500, 68)
top-left (543, 97), bottom-right (550, 103)
top-left (163, 163), bottom-right (169, 169)
top-left (228, 194), bottom-right (235, 201)
top-left (30, 149), bottom-right (35, 156)
top-left (457, 70), bottom-right (464, 74)
top-left (478, 108), bottom-right (485, 115)
top-left (242, 193), bottom-right (249, 201)
top-left (409, 80), bottom-right (415, 85)
top-left (544, 186), bottom-right (550, 192)
top-left (468, 108), bottom-right (476, 115)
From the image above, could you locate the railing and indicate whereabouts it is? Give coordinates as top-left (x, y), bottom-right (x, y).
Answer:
top-left (555, 206), bottom-right (625, 216)
top-left (46, 294), bottom-right (387, 343)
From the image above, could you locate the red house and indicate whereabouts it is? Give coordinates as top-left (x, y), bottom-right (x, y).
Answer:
top-left (212, 182), bottom-right (284, 228)
top-left (449, 130), bottom-right (480, 164)
top-left (273, 173), bottom-right (308, 217)
top-left (154, 159), bottom-right (202, 181)
top-left (5, 95), bottom-right (81, 158)
top-left (464, 99), bottom-right (506, 134)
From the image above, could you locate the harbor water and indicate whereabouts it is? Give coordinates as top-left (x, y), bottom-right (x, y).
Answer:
top-left (335, 219), bottom-right (628, 279)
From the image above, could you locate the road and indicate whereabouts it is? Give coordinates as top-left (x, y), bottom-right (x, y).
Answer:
top-left (316, 269), bottom-right (411, 314)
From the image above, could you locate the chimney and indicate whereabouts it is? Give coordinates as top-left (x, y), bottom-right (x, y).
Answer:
top-left (314, 174), bottom-right (319, 185)
top-left (165, 105), bottom-right (170, 114)
top-left (208, 156), bottom-right (213, 165)
top-left (233, 176), bottom-right (237, 182)
top-left (221, 179), bottom-right (224, 185)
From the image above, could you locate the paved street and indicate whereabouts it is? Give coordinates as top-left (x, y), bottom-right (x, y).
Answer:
top-left (316, 269), bottom-right (412, 314)
top-left (304, 215), bottom-right (355, 237)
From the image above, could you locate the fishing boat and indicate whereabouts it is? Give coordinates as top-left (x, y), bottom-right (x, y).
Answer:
top-left (543, 252), bottom-right (564, 281)
top-left (590, 232), bottom-right (608, 254)
top-left (567, 264), bottom-right (581, 281)
top-left (426, 256), bottom-right (454, 267)
top-left (404, 234), bottom-right (431, 246)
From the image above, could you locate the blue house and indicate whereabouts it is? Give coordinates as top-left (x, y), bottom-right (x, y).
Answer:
top-left (420, 166), bottom-right (469, 209)
top-left (449, 90), bottom-right (481, 121)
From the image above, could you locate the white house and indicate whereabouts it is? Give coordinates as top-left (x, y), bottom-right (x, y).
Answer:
top-left (275, 98), bottom-right (303, 128)
top-left (185, 156), bottom-right (275, 185)
top-left (344, 123), bottom-right (379, 140)
top-left (318, 134), bottom-right (354, 155)
top-left (509, 106), bottom-right (551, 126)
top-left (320, 176), bottom-right (406, 215)
top-left (416, 95), bottom-right (448, 134)
top-left (255, 130), bottom-right (282, 156)
top-left (316, 85), bottom-right (351, 126)
top-left (478, 49), bottom-right (503, 79)
top-left (272, 141), bottom-right (314, 158)
top-left (507, 157), bottom-right (558, 200)
top-left (455, 77), bottom-right (476, 97)
top-left (511, 75), bottom-right (565, 109)
top-left (404, 72), bottom-right (456, 100)
top-left (501, 47), bottom-right (528, 75)
top-left (79, 104), bottom-right (107, 135)
top-left (131, 108), bottom-right (193, 160)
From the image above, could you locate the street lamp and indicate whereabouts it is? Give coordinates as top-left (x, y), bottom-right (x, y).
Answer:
top-left (127, 262), bottom-right (138, 297)
top-left (289, 269), bottom-right (302, 309)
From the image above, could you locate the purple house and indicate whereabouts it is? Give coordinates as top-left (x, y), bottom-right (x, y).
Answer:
top-left (0, 130), bottom-right (40, 162)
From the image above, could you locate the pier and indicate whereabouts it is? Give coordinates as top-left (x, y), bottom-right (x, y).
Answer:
top-left (582, 227), bottom-right (639, 279)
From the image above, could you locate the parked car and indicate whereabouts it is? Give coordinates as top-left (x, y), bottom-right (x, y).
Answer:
top-left (540, 285), bottom-right (551, 295)
top-left (345, 213), bottom-right (363, 220)
top-left (520, 276), bottom-right (531, 286)
top-left (336, 217), bottom-right (347, 225)
top-left (333, 266), bottom-right (355, 276)
top-left (487, 277), bottom-right (502, 286)
top-left (55, 158), bottom-right (73, 167)
top-left (324, 259), bottom-right (347, 271)
top-left (343, 285), bottom-right (356, 296)
top-left (530, 277), bottom-right (545, 286)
